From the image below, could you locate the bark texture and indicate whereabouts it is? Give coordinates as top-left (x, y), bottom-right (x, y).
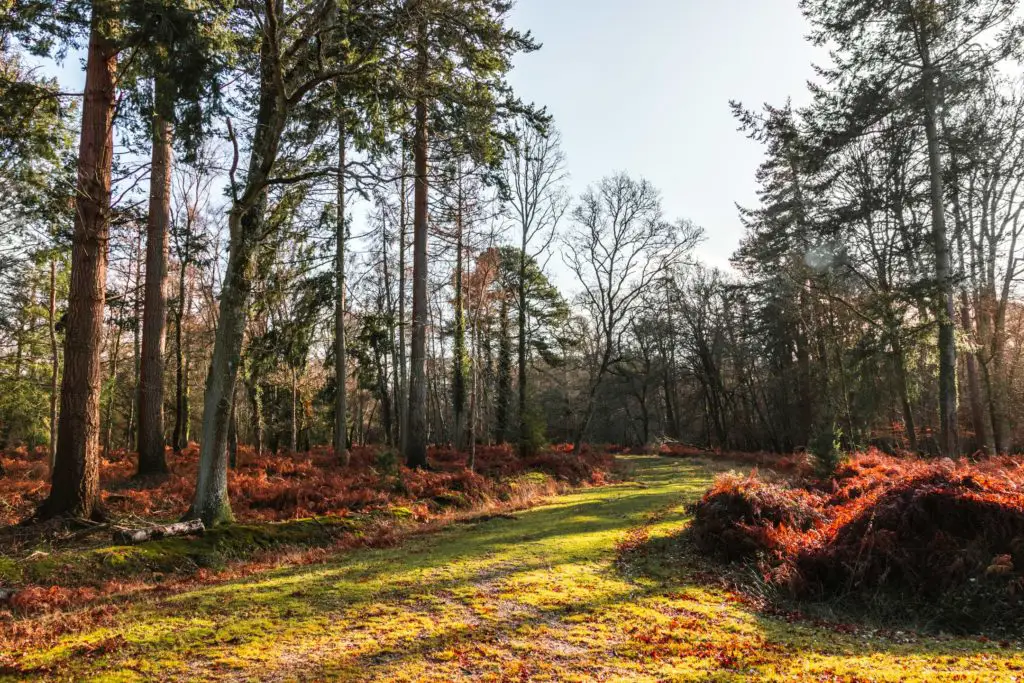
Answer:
top-left (38, 3), bottom-right (117, 521)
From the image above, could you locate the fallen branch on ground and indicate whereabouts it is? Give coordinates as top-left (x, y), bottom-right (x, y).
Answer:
top-left (112, 519), bottom-right (205, 545)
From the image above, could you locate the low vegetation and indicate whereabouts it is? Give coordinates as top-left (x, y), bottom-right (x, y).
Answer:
top-left (689, 451), bottom-right (1024, 632)
top-left (4, 455), bottom-right (1024, 682)
top-left (0, 444), bottom-right (612, 530)
top-left (0, 445), bottom-right (614, 616)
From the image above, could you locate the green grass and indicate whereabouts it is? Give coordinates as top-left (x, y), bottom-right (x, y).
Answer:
top-left (4, 455), bottom-right (1023, 681)
top-left (0, 517), bottom-right (363, 586)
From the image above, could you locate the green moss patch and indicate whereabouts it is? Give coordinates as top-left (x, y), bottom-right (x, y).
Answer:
top-left (1, 516), bottom-right (360, 589)
top-left (4, 457), bottom-right (1024, 682)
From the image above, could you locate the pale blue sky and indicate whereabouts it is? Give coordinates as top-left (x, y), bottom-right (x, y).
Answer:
top-left (507, 0), bottom-right (820, 268)
top-left (43, 2), bottom-right (820, 269)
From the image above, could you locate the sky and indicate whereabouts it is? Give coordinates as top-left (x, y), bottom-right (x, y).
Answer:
top-left (38, 1), bottom-right (822, 272)
top-left (505, 0), bottom-right (821, 269)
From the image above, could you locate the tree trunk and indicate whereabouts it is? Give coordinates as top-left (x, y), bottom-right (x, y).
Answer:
top-left (173, 256), bottom-right (189, 452)
top-left (187, 0), bottom-right (284, 525)
top-left (228, 381), bottom-right (238, 469)
top-left (334, 117), bottom-right (349, 464)
top-left (48, 257), bottom-right (59, 468)
top-left (960, 291), bottom-right (990, 453)
top-left (572, 380), bottom-right (601, 456)
top-left (187, 225), bottom-right (257, 525)
top-left (182, 355), bottom-right (191, 445)
top-left (37, 2), bottom-right (117, 521)
top-left (921, 51), bottom-right (958, 457)
top-left (397, 137), bottom-right (408, 455)
top-left (248, 375), bottom-right (264, 457)
top-left (517, 239), bottom-right (529, 457)
top-left (137, 80), bottom-right (173, 475)
top-left (986, 319), bottom-right (1010, 454)
top-left (661, 297), bottom-right (679, 440)
top-left (114, 519), bottom-right (204, 544)
top-left (452, 174), bottom-right (467, 451)
top-left (375, 352), bottom-right (393, 444)
top-left (290, 366), bottom-right (298, 454)
top-left (405, 18), bottom-right (430, 470)
top-left (573, 346), bottom-right (613, 455)
top-left (468, 302), bottom-right (481, 471)
top-left (381, 194), bottom-right (397, 447)
top-left (126, 230), bottom-right (142, 450)
top-left (891, 333), bottom-right (918, 452)
top-left (103, 302), bottom-right (124, 460)
top-left (495, 296), bottom-right (511, 443)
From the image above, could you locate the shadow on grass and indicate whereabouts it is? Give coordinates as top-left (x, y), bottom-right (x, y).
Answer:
top-left (6, 456), bottom-right (1021, 682)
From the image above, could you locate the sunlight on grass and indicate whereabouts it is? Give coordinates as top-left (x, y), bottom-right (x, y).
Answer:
top-left (6, 455), bottom-right (1024, 682)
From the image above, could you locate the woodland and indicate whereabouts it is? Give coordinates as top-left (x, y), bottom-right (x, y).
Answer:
top-left (3, 0), bottom-right (1024, 680)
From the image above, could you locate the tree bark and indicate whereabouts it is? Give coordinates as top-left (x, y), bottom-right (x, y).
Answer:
top-left (921, 49), bottom-right (959, 457)
top-left (103, 300), bottom-right (124, 459)
top-left (113, 519), bottom-right (204, 544)
top-left (290, 366), bottom-right (298, 453)
top-left (48, 257), bottom-right (59, 468)
top-left (37, 2), bottom-right (117, 521)
top-left (187, 223), bottom-right (258, 525)
top-left (452, 172), bottom-right (467, 451)
top-left (228, 380), bottom-right (238, 468)
top-left (573, 345), bottom-right (613, 455)
top-left (187, 0), bottom-right (285, 525)
top-left (517, 240), bottom-right (529, 457)
top-left (960, 291), bottom-right (991, 453)
top-left (891, 332), bottom-right (918, 452)
top-left (405, 17), bottom-right (430, 470)
top-left (173, 252), bottom-right (189, 452)
top-left (396, 142), bottom-right (408, 455)
top-left (334, 117), bottom-right (349, 464)
top-left (137, 79), bottom-right (173, 475)
top-left (125, 229), bottom-right (142, 450)
top-left (248, 374), bottom-right (264, 457)
top-left (495, 296), bottom-right (511, 443)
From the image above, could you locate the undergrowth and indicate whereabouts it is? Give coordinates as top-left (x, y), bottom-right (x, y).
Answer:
top-left (686, 449), bottom-right (1024, 633)
top-left (0, 443), bottom-right (614, 617)
top-left (0, 443), bottom-right (614, 531)
top-left (5, 456), bottom-right (1022, 681)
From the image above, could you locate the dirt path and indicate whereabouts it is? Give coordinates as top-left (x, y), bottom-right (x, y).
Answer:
top-left (6, 456), bottom-right (1024, 681)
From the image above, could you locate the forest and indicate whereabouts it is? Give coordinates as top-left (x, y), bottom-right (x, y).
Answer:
top-left (4, 0), bottom-right (1024, 680)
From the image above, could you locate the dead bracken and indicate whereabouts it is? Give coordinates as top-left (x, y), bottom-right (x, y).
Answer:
top-left (689, 450), bottom-right (1024, 631)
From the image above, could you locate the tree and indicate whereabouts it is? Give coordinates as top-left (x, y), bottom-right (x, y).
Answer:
top-left (564, 174), bottom-right (702, 453)
top-left (502, 121), bottom-right (567, 456)
top-left (334, 114), bottom-right (350, 464)
top-left (187, 0), bottom-right (390, 525)
top-left (406, 8), bottom-right (432, 469)
top-left (403, 0), bottom-right (541, 468)
top-left (0, 38), bottom-right (75, 462)
top-left (133, 0), bottom-right (231, 476)
top-left (37, 0), bottom-right (118, 520)
top-left (800, 0), bottom-right (1024, 455)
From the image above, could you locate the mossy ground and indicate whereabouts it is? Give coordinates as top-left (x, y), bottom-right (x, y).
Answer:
top-left (4, 456), bottom-right (1024, 681)
top-left (0, 517), bottom-right (362, 587)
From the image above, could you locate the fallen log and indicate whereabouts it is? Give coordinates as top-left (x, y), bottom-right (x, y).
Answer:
top-left (112, 519), bottom-right (205, 545)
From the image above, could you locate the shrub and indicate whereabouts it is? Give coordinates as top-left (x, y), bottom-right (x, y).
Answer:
top-left (0, 442), bottom-right (616, 528)
top-left (690, 473), bottom-right (824, 562)
top-left (810, 423), bottom-right (846, 478)
top-left (688, 452), bottom-right (1024, 631)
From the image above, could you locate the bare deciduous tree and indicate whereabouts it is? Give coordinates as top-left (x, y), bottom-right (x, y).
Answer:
top-left (564, 173), bottom-right (702, 452)
top-left (503, 122), bottom-right (568, 456)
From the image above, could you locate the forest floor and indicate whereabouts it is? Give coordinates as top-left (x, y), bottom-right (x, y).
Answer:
top-left (4, 455), bottom-right (1024, 682)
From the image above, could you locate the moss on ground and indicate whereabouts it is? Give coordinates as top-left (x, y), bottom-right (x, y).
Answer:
top-left (4, 456), bottom-right (1024, 681)
top-left (0, 516), bottom-right (361, 587)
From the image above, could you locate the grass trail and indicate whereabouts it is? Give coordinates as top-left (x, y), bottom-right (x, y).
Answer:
top-left (5, 455), bottom-right (1024, 681)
